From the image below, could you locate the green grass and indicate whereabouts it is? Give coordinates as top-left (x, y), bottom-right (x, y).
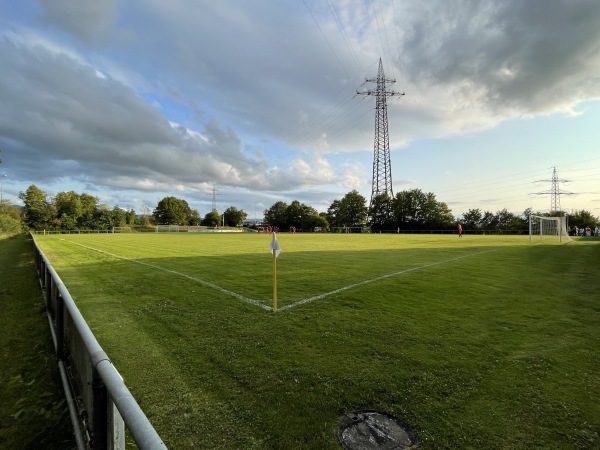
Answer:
top-left (33, 233), bottom-right (600, 449)
top-left (0, 235), bottom-right (75, 449)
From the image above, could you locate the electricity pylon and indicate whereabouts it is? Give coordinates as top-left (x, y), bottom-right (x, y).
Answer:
top-left (207, 184), bottom-right (221, 212)
top-left (532, 167), bottom-right (575, 214)
top-left (357, 58), bottom-right (404, 211)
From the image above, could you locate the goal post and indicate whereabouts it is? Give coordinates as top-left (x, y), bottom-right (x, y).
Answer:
top-left (529, 215), bottom-right (571, 242)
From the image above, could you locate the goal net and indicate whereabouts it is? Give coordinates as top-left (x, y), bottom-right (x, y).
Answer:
top-left (529, 215), bottom-right (571, 242)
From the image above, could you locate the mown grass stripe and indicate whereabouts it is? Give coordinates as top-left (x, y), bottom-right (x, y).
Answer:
top-left (59, 238), bottom-right (272, 311)
top-left (279, 248), bottom-right (497, 311)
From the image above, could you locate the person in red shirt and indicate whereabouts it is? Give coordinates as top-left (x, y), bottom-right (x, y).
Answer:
top-left (457, 223), bottom-right (463, 238)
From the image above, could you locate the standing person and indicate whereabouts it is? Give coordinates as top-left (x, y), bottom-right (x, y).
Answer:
top-left (457, 223), bottom-right (463, 238)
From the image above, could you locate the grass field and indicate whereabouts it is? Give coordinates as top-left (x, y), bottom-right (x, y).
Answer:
top-left (33, 233), bottom-right (600, 449)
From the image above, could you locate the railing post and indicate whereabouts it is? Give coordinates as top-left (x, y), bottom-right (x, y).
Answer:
top-left (108, 397), bottom-right (126, 450)
top-left (56, 292), bottom-right (65, 361)
top-left (91, 370), bottom-right (108, 449)
top-left (45, 268), bottom-right (52, 310)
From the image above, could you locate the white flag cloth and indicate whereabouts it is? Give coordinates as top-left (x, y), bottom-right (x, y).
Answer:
top-left (269, 232), bottom-right (281, 257)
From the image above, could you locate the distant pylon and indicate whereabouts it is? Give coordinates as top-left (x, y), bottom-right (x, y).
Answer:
top-left (532, 167), bottom-right (575, 213)
top-left (207, 184), bottom-right (221, 212)
top-left (357, 58), bottom-right (404, 210)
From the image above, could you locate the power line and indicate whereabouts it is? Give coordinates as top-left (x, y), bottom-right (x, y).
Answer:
top-left (302, 0), bottom-right (350, 79)
top-left (326, 0), bottom-right (364, 78)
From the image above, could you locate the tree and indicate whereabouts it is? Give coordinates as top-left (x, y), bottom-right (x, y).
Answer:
top-left (138, 206), bottom-right (153, 226)
top-left (223, 206), bottom-right (247, 227)
top-left (461, 209), bottom-right (483, 230)
top-left (298, 205), bottom-right (324, 230)
top-left (494, 208), bottom-right (518, 230)
top-left (285, 201), bottom-right (305, 228)
top-left (480, 211), bottom-right (496, 230)
top-left (93, 207), bottom-right (115, 230)
top-left (284, 201), bottom-right (321, 230)
top-left (568, 209), bottom-right (599, 228)
top-left (391, 189), bottom-right (453, 229)
top-left (392, 189), bottom-right (427, 228)
top-left (153, 196), bottom-right (193, 225)
top-left (369, 193), bottom-right (393, 229)
top-left (202, 210), bottom-right (221, 227)
top-left (126, 209), bottom-right (137, 225)
top-left (264, 201), bottom-right (288, 227)
top-left (325, 200), bottom-right (341, 228)
top-left (304, 212), bottom-right (329, 231)
top-left (329, 190), bottom-right (367, 227)
top-left (433, 201), bottom-right (455, 228)
top-left (19, 185), bottom-right (52, 230)
top-left (54, 191), bottom-right (83, 230)
top-left (78, 193), bottom-right (100, 229)
top-left (188, 209), bottom-right (201, 226)
top-left (112, 206), bottom-right (127, 227)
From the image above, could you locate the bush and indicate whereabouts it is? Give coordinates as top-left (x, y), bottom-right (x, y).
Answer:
top-left (0, 214), bottom-right (22, 236)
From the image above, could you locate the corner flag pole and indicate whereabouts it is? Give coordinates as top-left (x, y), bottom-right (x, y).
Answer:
top-left (272, 245), bottom-right (277, 312)
top-left (269, 232), bottom-right (281, 312)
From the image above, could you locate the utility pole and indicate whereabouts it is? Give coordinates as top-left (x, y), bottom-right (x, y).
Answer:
top-left (357, 58), bottom-right (404, 211)
top-left (532, 167), bottom-right (575, 214)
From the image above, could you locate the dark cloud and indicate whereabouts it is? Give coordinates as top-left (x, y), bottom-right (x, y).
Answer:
top-left (401, 0), bottom-right (600, 115)
top-left (40, 0), bottom-right (119, 43)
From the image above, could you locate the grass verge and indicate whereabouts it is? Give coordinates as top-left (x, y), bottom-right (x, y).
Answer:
top-left (0, 234), bottom-right (75, 449)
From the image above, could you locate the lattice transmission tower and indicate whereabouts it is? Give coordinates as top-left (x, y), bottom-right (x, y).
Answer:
top-left (532, 167), bottom-right (575, 214)
top-left (207, 184), bottom-right (221, 212)
top-left (357, 58), bottom-right (404, 210)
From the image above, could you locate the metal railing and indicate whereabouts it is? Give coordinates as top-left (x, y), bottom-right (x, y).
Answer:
top-left (32, 236), bottom-right (166, 449)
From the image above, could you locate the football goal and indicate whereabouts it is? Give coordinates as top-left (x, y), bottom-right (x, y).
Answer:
top-left (529, 215), bottom-right (571, 242)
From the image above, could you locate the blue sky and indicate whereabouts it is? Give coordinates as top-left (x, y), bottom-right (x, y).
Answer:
top-left (1, 0), bottom-right (599, 219)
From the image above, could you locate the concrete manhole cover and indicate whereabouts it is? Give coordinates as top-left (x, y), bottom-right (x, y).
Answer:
top-left (337, 409), bottom-right (418, 450)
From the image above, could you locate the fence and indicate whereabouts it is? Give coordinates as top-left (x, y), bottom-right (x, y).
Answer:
top-left (369, 229), bottom-right (529, 235)
top-left (32, 236), bottom-right (166, 449)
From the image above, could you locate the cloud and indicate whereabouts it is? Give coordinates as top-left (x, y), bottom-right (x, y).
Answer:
top-left (400, 0), bottom-right (600, 119)
top-left (0, 31), bottom-right (347, 198)
top-left (40, 0), bottom-right (119, 43)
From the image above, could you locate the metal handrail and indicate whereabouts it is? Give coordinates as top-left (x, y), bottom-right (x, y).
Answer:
top-left (33, 236), bottom-right (166, 449)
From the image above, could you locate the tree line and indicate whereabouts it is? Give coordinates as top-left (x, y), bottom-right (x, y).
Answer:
top-left (5, 185), bottom-right (248, 232)
top-left (1, 184), bottom-right (598, 234)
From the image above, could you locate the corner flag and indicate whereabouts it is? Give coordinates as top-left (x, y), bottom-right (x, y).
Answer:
top-left (269, 232), bottom-right (281, 257)
top-left (269, 232), bottom-right (280, 312)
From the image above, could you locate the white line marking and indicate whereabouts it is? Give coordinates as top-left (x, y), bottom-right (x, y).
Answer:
top-left (277, 249), bottom-right (496, 311)
top-left (61, 240), bottom-right (272, 311)
top-left (58, 239), bottom-right (494, 313)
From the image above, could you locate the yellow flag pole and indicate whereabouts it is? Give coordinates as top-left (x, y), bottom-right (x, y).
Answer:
top-left (272, 247), bottom-right (277, 312)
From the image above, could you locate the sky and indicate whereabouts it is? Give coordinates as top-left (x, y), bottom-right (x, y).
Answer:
top-left (1, 0), bottom-right (599, 220)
